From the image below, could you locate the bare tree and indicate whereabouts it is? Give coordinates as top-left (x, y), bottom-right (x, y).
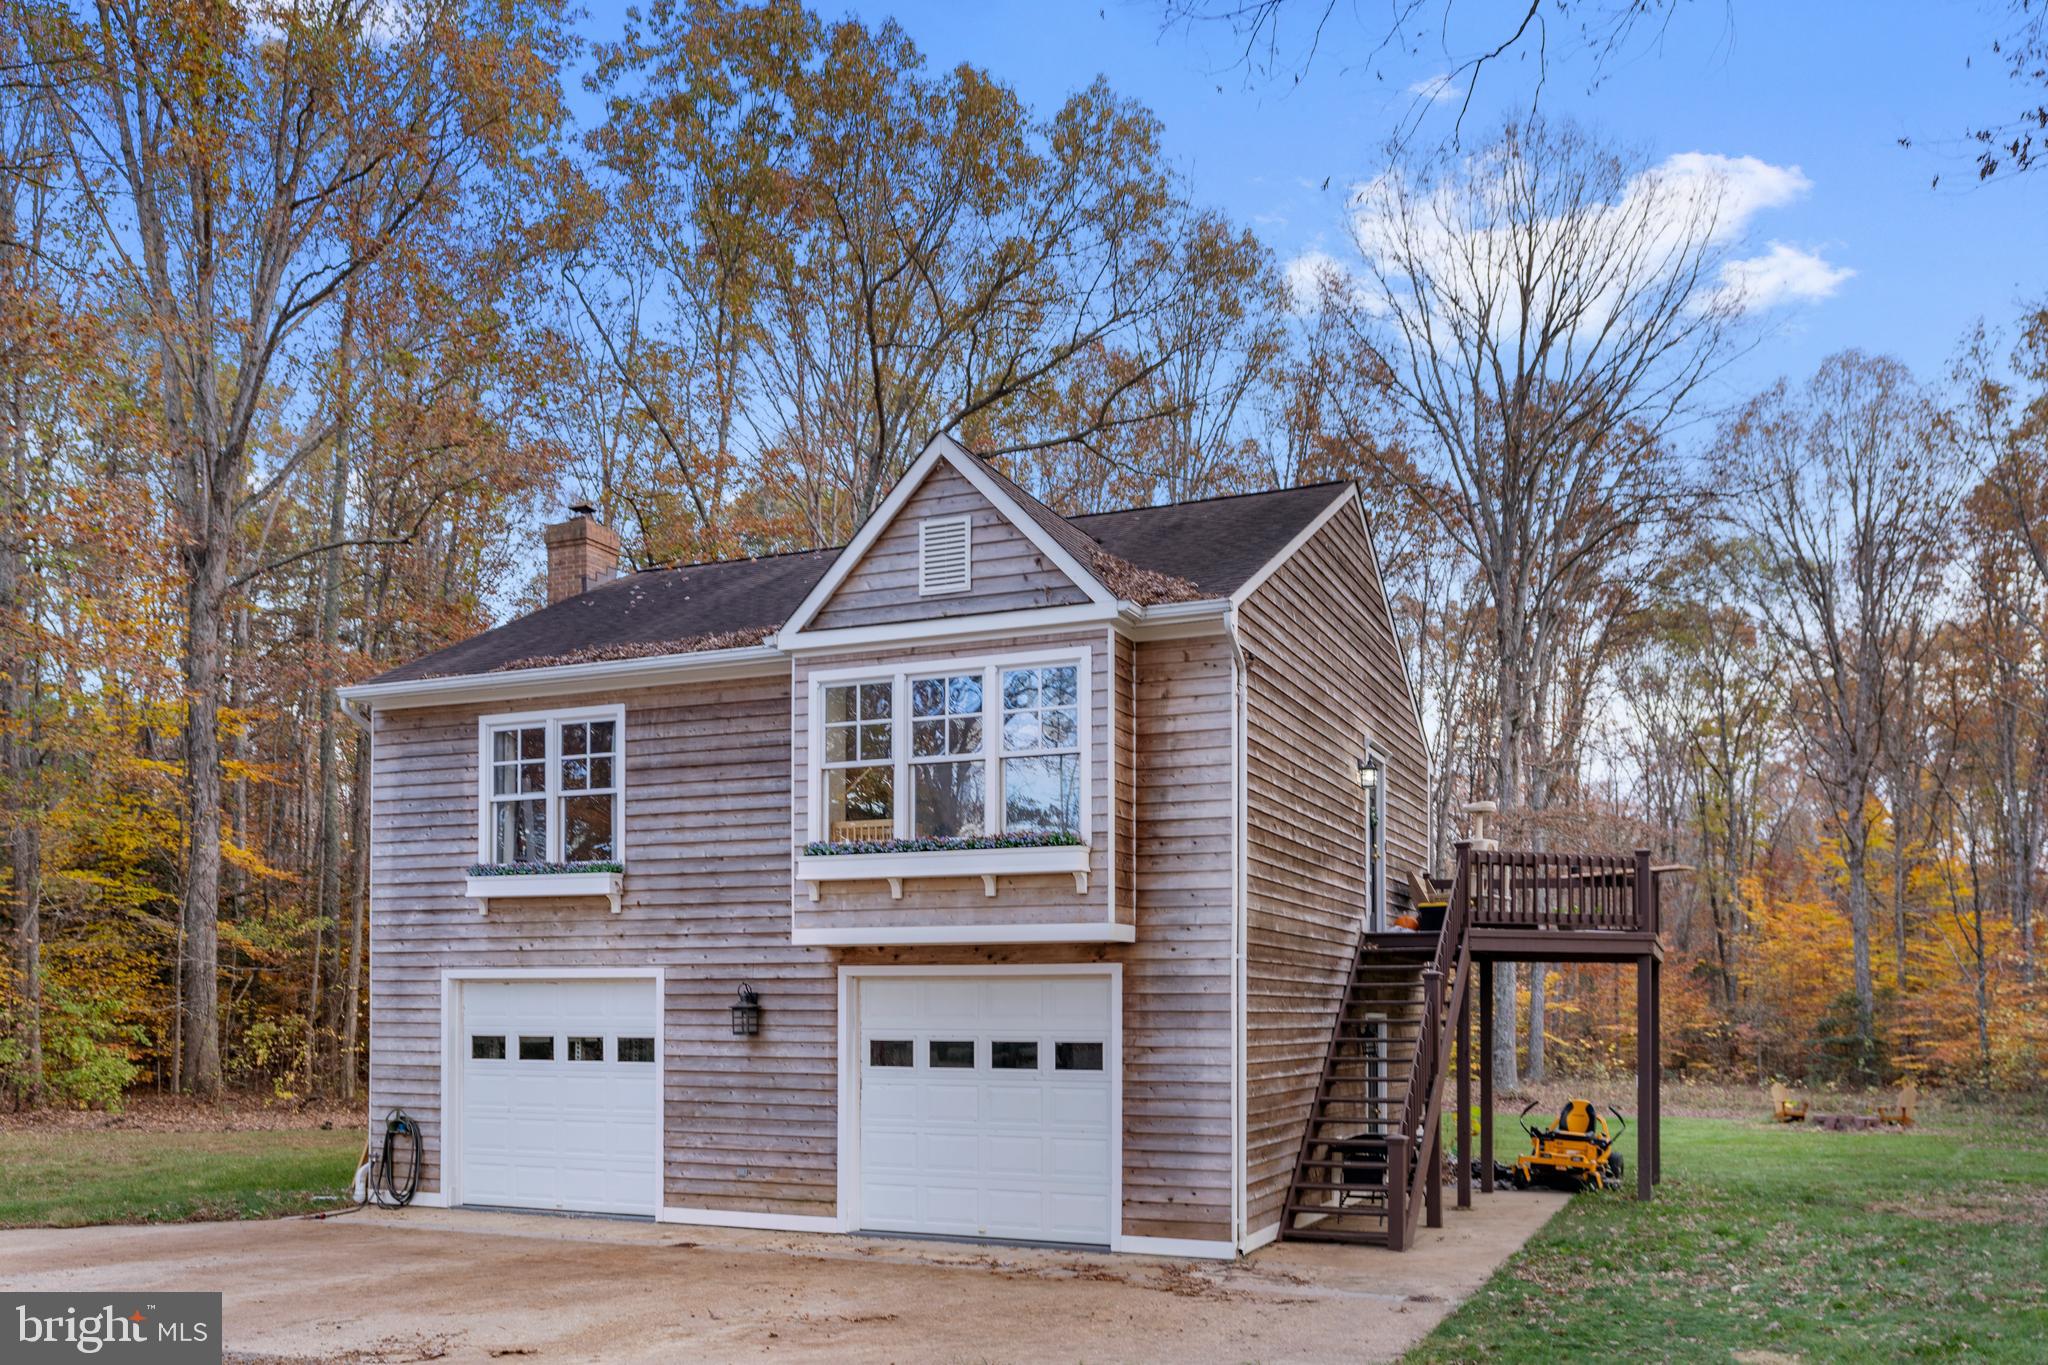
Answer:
top-left (1720, 352), bottom-right (1958, 1068)
top-left (1332, 115), bottom-right (1741, 1085)
top-left (18, 0), bottom-right (566, 1094)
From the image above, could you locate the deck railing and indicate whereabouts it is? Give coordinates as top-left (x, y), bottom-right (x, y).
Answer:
top-left (1464, 847), bottom-right (1659, 936)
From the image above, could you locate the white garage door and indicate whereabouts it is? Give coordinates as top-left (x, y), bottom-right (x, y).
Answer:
top-left (858, 974), bottom-right (1113, 1246)
top-left (458, 978), bottom-right (659, 1216)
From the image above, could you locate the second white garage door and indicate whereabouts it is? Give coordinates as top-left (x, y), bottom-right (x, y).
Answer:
top-left (857, 974), bottom-right (1114, 1246)
top-left (457, 977), bottom-right (659, 1216)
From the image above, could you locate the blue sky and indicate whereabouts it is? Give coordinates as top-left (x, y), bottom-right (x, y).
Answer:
top-left (572, 0), bottom-right (2043, 408)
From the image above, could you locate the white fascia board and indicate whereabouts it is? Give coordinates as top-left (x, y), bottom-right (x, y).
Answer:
top-left (337, 644), bottom-right (786, 713)
top-left (1118, 598), bottom-right (1229, 640)
top-left (1227, 482), bottom-right (1359, 608)
top-left (930, 434), bottom-right (1115, 607)
top-left (781, 601), bottom-right (1121, 654)
top-left (792, 922), bottom-right (1136, 947)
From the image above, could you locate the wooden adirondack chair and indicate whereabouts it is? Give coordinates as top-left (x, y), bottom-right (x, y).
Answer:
top-left (1769, 1082), bottom-right (1807, 1123)
top-left (1876, 1079), bottom-right (1918, 1127)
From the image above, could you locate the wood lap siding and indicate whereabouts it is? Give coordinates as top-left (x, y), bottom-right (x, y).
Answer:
top-left (368, 673), bottom-right (841, 1217)
top-left (810, 463), bottom-right (1089, 629)
top-left (1234, 505), bottom-right (1431, 1236)
top-left (1126, 636), bottom-right (1238, 1241)
top-left (1112, 633), bottom-right (1136, 927)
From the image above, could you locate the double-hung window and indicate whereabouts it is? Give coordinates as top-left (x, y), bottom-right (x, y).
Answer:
top-left (814, 653), bottom-right (1086, 844)
top-left (910, 672), bottom-right (986, 838)
top-left (479, 707), bottom-right (625, 864)
top-left (821, 682), bottom-right (895, 841)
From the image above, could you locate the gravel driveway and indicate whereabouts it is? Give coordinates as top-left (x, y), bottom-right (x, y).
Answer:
top-left (0, 1194), bottom-right (1564, 1363)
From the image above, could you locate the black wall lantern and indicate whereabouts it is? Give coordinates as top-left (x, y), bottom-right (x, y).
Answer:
top-left (730, 983), bottom-right (762, 1037)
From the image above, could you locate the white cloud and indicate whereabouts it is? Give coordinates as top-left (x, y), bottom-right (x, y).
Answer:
top-left (1408, 74), bottom-right (1460, 103)
top-left (1299, 147), bottom-right (1847, 323)
top-left (1713, 240), bottom-right (1853, 310)
top-left (1283, 250), bottom-right (1346, 312)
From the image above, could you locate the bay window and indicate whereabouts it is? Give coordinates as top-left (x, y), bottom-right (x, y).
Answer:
top-left (812, 652), bottom-right (1088, 845)
top-left (478, 706), bottom-right (625, 864)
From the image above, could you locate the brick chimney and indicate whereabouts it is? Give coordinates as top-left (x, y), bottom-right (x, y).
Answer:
top-left (543, 504), bottom-right (620, 604)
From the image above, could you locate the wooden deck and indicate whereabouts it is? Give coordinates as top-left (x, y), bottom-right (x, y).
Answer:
top-left (1457, 847), bottom-right (1666, 960)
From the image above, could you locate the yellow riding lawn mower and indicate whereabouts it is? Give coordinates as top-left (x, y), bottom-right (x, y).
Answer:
top-left (1508, 1098), bottom-right (1627, 1192)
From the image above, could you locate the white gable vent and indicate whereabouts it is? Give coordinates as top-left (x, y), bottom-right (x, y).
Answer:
top-left (918, 514), bottom-right (973, 595)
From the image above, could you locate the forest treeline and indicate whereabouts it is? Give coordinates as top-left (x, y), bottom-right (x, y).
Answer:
top-left (0, 0), bottom-right (2041, 1107)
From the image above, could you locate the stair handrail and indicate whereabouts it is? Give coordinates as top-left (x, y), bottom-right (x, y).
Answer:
top-left (1394, 839), bottom-right (1475, 1248)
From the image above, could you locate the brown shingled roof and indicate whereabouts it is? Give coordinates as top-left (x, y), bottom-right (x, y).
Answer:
top-left (368, 481), bottom-right (1352, 685)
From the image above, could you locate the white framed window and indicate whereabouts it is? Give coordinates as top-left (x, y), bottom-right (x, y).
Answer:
top-left (998, 663), bottom-right (1081, 836)
top-left (809, 649), bottom-right (1090, 845)
top-left (917, 514), bottom-right (972, 595)
top-left (476, 705), bottom-right (627, 865)
top-left (821, 680), bottom-right (896, 841)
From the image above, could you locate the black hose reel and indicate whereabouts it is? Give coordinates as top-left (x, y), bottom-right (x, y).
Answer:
top-left (368, 1109), bottom-right (424, 1208)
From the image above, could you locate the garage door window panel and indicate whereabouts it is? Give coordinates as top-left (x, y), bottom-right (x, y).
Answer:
top-left (471, 1035), bottom-right (506, 1060)
top-left (929, 1040), bottom-right (975, 1068)
top-left (567, 1036), bottom-right (603, 1061)
top-left (1055, 1041), bottom-right (1103, 1071)
top-left (617, 1037), bottom-right (654, 1063)
top-left (991, 1040), bottom-right (1039, 1070)
top-left (518, 1035), bottom-right (554, 1061)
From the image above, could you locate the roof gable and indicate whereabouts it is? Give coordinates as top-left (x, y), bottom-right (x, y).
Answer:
top-left (807, 460), bottom-right (1093, 631)
top-left (777, 435), bottom-right (1118, 643)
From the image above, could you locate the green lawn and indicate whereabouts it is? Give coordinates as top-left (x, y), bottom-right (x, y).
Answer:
top-left (1409, 1109), bottom-right (2048, 1361)
top-left (0, 1127), bottom-right (363, 1228)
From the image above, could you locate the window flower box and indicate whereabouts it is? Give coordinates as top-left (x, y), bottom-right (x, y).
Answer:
top-left (464, 861), bottom-right (624, 914)
top-left (794, 840), bottom-right (1091, 901)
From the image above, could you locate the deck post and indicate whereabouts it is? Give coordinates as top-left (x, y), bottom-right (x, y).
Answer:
top-left (1422, 965), bottom-right (1443, 1229)
top-left (1386, 1134), bottom-right (1408, 1251)
top-left (1651, 955), bottom-right (1664, 1185)
top-left (1635, 953), bottom-right (1654, 1201)
top-left (1478, 957), bottom-right (1494, 1191)
top-left (1456, 967), bottom-right (1472, 1210)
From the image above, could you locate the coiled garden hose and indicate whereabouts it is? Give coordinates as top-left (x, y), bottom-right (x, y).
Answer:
top-left (369, 1109), bottom-right (423, 1208)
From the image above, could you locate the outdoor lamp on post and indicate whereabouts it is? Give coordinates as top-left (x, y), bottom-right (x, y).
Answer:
top-left (1357, 757), bottom-right (1380, 789)
top-left (730, 983), bottom-right (762, 1037)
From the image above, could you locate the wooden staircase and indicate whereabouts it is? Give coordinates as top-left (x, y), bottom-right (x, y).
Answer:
top-left (1280, 853), bottom-right (1473, 1249)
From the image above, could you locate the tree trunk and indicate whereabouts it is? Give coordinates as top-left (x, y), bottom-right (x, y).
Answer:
top-left (8, 825), bottom-right (41, 1107)
top-left (341, 731), bottom-right (369, 1099)
top-left (308, 502), bottom-right (346, 1090)
top-left (1525, 965), bottom-right (1546, 1084)
top-left (180, 538), bottom-right (229, 1099)
top-left (1841, 809), bottom-right (1877, 1074)
top-left (1490, 650), bottom-right (1525, 1091)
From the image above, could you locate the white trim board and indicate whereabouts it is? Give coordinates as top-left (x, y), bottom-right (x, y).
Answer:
top-left (1118, 1234), bottom-right (1236, 1262)
top-left (340, 644), bottom-right (785, 713)
top-left (658, 1205), bottom-right (843, 1234)
top-left (793, 922), bottom-right (1134, 947)
top-left (1240, 1220), bottom-right (1282, 1255)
